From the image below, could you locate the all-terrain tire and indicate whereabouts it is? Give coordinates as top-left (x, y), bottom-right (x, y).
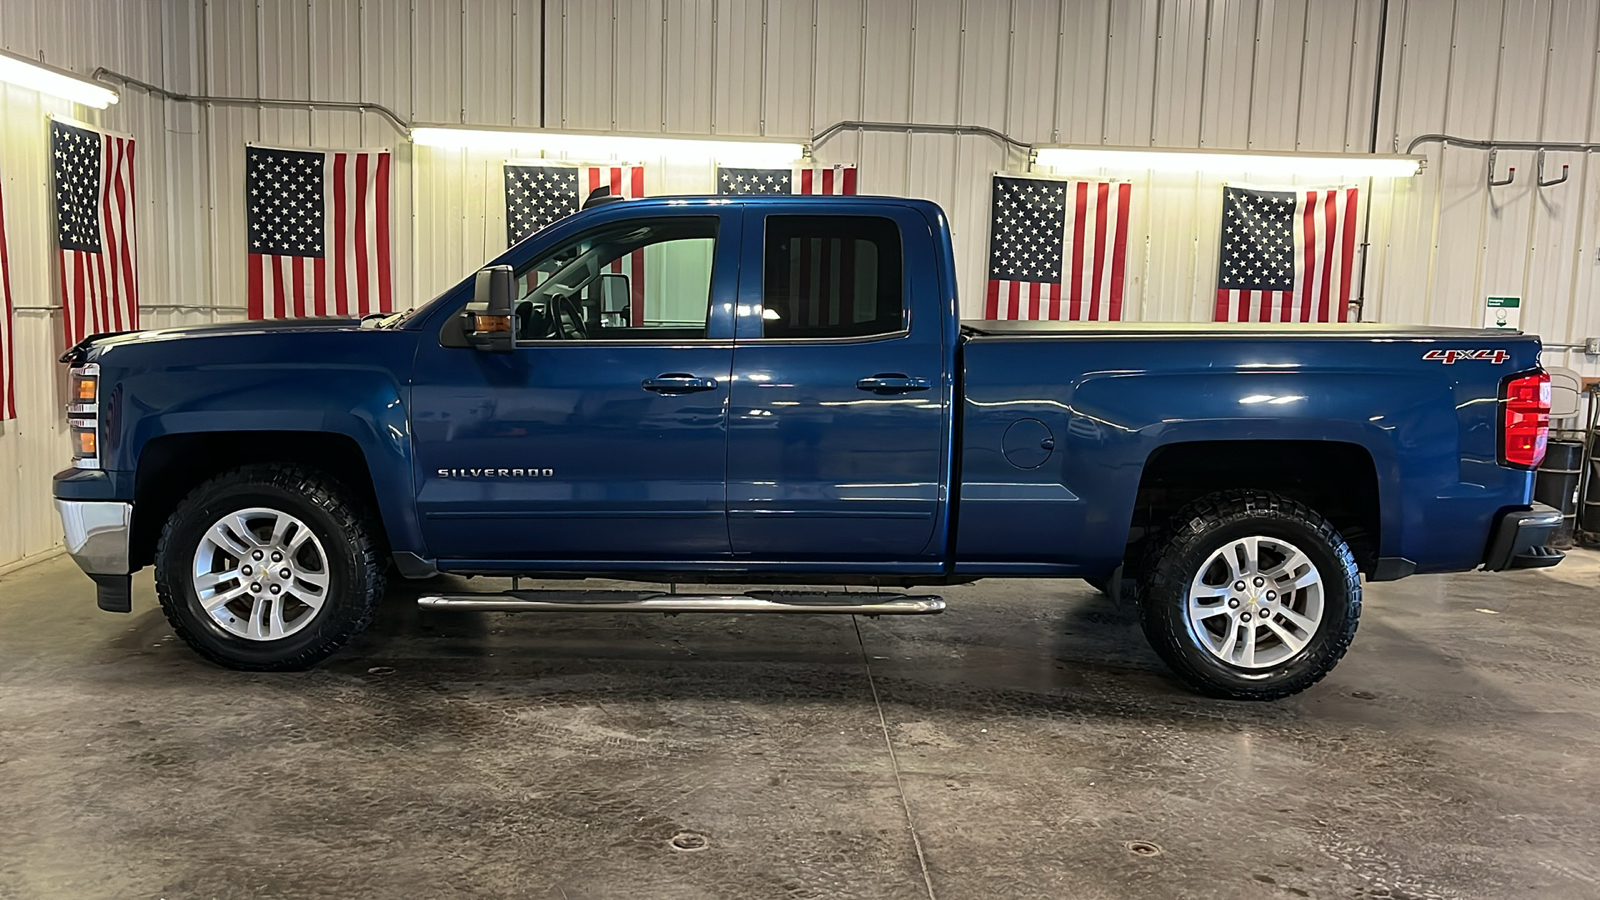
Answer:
top-left (1137, 489), bottom-right (1360, 700)
top-left (154, 464), bottom-right (385, 670)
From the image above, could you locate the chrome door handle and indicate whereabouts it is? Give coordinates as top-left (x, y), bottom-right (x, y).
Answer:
top-left (642, 374), bottom-right (718, 394)
top-left (856, 374), bottom-right (932, 394)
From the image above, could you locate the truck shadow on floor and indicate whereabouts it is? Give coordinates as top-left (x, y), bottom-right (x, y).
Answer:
top-left (297, 579), bottom-right (1395, 724)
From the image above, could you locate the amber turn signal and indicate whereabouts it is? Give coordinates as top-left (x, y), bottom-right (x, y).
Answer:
top-left (74, 428), bottom-right (97, 457)
top-left (473, 314), bottom-right (512, 333)
top-left (74, 375), bottom-right (98, 401)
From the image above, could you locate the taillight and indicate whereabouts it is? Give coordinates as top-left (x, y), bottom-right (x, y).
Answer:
top-left (1501, 370), bottom-right (1551, 469)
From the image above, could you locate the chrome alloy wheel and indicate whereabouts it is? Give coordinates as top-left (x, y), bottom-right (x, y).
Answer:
top-left (190, 507), bottom-right (330, 641)
top-left (1185, 535), bottom-right (1325, 669)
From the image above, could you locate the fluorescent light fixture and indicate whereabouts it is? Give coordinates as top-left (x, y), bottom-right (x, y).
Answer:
top-left (0, 49), bottom-right (118, 109)
top-left (1034, 145), bottom-right (1423, 178)
top-left (412, 126), bottom-right (804, 167)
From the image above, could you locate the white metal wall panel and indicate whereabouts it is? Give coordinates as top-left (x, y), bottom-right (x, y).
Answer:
top-left (711, 0), bottom-right (763, 134)
top-left (663, 0), bottom-right (715, 133)
top-left (1007, 0), bottom-right (1059, 143)
top-left (1057, 1), bottom-right (1111, 144)
top-left (1104, 0), bottom-right (1159, 146)
top-left (0, 1), bottom-right (180, 568)
top-left (1151, 0), bottom-right (1206, 148)
top-left (1200, 0), bottom-right (1257, 149)
top-left (615, 0), bottom-right (665, 132)
top-left (463, 0), bottom-right (516, 127)
top-left (912, 0), bottom-right (961, 126)
top-left (1296, 0), bottom-right (1358, 152)
top-left (763, 0), bottom-right (816, 137)
top-left (508, 0), bottom-right (543, 127)
top-left (958, 0), bottom-right (1010, 132)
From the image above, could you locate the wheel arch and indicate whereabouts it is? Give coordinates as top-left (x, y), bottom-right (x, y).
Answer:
top-left (131, 431), bottom-right (388, 570)
top-left (1129, 439), bottom-right (1384, 575)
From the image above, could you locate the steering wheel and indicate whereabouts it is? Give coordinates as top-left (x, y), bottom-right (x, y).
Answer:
top-left (554, 293), bottom-right (590, 340)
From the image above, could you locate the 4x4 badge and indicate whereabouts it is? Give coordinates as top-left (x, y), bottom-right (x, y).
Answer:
top-left (1423, 349), bottom-right (1509, 364)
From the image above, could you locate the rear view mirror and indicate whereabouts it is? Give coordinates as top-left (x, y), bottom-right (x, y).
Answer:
top-left (464, 265), bottom-right (515, 353)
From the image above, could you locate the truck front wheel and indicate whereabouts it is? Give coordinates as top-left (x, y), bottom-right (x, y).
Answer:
top-left (1137, 490), bottom-right (1360, 700)
top-left (154, 464), bottom-right (385, 670)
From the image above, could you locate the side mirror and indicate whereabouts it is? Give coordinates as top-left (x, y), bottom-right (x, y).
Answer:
top-left (463, 265), bottom-right (515, 353)
top-left (597, 273), bottom-right (631, 326)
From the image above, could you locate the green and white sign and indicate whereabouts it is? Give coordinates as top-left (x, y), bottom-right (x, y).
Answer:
top-left (1484, 295), bottom-right (1521, 330)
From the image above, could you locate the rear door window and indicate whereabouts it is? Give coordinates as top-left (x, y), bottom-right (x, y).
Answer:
top-left (759, 215), bottom-right (904, 339)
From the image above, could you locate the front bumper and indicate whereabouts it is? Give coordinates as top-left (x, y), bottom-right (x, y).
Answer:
top-left (55, 499), bottom-right (135, 612)
top-left (1481, 503), bottom-right (1566, 572)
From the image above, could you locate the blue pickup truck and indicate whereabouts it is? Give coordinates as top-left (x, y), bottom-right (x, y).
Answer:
top-left (54, 194), bottom-right (1563, 700)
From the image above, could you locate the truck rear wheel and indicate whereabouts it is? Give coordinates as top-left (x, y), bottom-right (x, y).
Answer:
top-left (1137, 490), bottom-right (1360, 700)
top-left (154, 464), bottom-right (385, 670)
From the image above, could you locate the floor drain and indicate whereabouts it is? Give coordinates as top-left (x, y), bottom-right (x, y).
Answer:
top-left (669, 832), bottom-right (709, 852)
top-left (1124, 840), bottom-right (1163, 857)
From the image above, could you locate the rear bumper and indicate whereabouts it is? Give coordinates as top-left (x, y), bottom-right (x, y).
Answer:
top-left (1481, 503), bottom-right (1566, 572)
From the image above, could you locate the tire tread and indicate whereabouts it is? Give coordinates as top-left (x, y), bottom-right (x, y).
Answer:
top-left (154, 463), bottom-right (384, 671)
top-left (1137, 488), bottom-right (1361, 701)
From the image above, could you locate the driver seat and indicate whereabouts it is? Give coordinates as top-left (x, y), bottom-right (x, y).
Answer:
top-left (516, 302), bottom-right (552, 340)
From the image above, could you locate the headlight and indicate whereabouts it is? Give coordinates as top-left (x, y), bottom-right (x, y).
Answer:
top-left (68, 363), bottom-right (100, 469)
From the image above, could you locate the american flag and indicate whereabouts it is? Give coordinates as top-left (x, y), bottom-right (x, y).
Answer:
top-left (247, 145), bottom-right (393, 320)
top-left (505, 163), bottom-right (645, 320)
top-left (1214, 186), bottom-right (1359, 323)
top-left (716, 164), bottom-right (858, 196)
top-left (0, 172), bottom-right (15, 420)
top-left (985, 175), bottom-right (1131, 321)
top-left (52, 120), bottom-right (138, 346)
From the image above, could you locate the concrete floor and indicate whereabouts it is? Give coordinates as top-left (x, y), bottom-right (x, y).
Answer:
top-left (1, 553), bottom-right (1598, 900)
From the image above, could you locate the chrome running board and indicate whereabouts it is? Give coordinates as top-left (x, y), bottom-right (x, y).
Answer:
top-left (417, 589), bottom-right (945, 616)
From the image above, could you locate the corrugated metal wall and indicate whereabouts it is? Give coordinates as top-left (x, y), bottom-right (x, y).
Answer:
top-left (2, 0), bottom-right (1599, 568)
top-left (0, 0), bottom-right (174, 569)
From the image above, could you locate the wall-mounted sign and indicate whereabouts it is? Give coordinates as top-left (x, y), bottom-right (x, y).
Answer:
top-left (1484, 295), bottom-right (1521, 330)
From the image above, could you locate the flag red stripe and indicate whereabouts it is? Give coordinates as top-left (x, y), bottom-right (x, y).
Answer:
top-left (248, 253), bottom-right (264, 320)
top-left (114, 139), bottom-right (138, 331)
top-left (1297, 191), bottom-right (1317, 323)
top-left (629, 166), bottom-right (645, 323)
top-left (1318, 190), bottom-right (1336, 324)
top-left (842, 167), bottom-right (857, 195)
top-left (98, 139), bottom-right (121, 332)
top-left (291, 256), bottom-right (307, 318)
top-left (314, 257), bottom-right (328, 319)
top-left (1109, 183), bottom-right (1130, 321)
top-left (332, 153), bottom-right (349, 317)
top-left (1090, 181), bottom-right (1110, 321)
top-left (1338, 187), bottom-right (1358, 322)
top-left (0, 178), bottom-right (15, 419)
top-left (821, 168), bottom-right (834, 194)
top-left (375, 152), bottom-right (393, 313)
top-left (354, 154), bottom-right (370, 316)
top-left (800, 168), bottom-right (813, 194)
top-left (72, 254), bottom-right (87, 345)
top-left (986, 279), bottom-right (1001, 319)
top-left (269, 254), bottom-right (285, 320)
top-left (1068, 182), bottom-right (1088, 321)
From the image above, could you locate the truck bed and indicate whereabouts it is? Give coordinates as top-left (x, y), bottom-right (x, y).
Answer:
top-left (961, 320), bottom-right (1524, 339)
